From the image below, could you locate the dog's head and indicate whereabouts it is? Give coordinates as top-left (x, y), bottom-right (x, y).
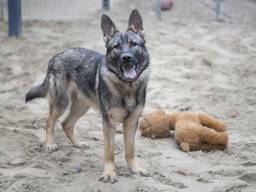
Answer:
top-left (101, 9), bottom-right (149, 82)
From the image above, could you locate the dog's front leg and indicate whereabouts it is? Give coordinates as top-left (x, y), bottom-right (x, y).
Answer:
top-left (99, 120), bottom-right (118, 183)
top-left (123, 106), bottom-right (150, 177)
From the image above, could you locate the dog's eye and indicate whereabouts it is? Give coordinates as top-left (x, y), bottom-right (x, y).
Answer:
top-left (130, 41), bottom-right (138, 47)
top-left (113, 44), bottom-right (121, 49)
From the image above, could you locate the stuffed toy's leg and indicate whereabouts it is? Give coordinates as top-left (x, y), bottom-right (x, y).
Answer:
top-left (197, 126), bottom-right (228, 146)
top-left (199, 114), bottom-right (226, 132)
top-left (180, 143), bottom-right (190, 152)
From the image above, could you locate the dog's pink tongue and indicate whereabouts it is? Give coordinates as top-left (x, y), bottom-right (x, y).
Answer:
top-left (123, 66), bottom-right (136, 79)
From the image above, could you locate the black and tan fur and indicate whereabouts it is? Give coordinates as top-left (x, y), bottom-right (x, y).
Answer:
top-left (25, 10), bottom-right (150, 183)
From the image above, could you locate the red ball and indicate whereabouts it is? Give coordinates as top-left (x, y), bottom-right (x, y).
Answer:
top-left (161, 0), bottom-right (173, 11)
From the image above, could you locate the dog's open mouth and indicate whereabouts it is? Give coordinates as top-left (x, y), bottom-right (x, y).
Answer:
top-left (121, 64), bottom-right (137, 80)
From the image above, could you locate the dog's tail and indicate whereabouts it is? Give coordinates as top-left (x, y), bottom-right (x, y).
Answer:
top-left (199, 114), bottom-right (226, 132)
top-left (25, 75), bottom-right (49, 103)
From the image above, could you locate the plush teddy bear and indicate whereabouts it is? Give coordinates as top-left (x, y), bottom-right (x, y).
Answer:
top-left (139, 110), bottom-right (228, 152)
top-left (139, 110), bottom-right (170, 139)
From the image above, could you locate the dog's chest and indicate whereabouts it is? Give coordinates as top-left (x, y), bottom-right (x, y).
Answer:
top-left (108, 107), bottom-right (128, 122)
top-left (116, 84), bottom-right (137, 111)
top-left (107, 94), bottom-right (136, 122)
top-left (124, 94), bottom-right (136, 111)
top-left (99, 67), bottom-right (143, 112)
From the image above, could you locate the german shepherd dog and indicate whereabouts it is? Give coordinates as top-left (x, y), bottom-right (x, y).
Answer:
top-left (25, 9), bottom-right (150, 183)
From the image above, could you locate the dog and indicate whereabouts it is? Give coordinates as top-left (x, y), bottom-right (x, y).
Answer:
top-left (25, 9), bottom-right (150, 183)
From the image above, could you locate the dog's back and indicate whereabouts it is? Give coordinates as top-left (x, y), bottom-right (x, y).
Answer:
top-left (26, 48), bottom-right (103, 103)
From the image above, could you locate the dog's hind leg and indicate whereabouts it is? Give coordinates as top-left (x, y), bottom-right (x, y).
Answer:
top-left (46, 74), bottom-right (69, 152)
top-left (199, 114), bottom-right (226, 132)
top-left (46, 107), bottom-right (63, 152)
top-left (62, 95), bottom-right (89, 148)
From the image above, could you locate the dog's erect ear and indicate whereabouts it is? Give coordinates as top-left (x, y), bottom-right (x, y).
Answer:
top-left (127, 9), bottom-right (144, 36)
top-left (101, 14), bottom-right (118, 42)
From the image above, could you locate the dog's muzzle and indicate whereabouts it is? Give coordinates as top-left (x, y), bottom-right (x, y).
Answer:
top-left (120, 53), bottom-right (137, 81)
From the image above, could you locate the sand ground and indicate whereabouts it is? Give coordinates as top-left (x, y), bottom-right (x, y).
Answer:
top-left (0, 0), bottom-right (256, 191)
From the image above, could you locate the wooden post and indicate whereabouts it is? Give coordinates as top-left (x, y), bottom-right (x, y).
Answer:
top-left (8, 0), bottom-right (22, 37)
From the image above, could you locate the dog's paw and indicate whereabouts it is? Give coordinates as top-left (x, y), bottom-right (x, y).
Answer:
top-left (99, 170), bottom-right (118, 183)
top-left (46, 143), bottom-right (58, 152)
top-left (129, 165), bottom-right (150, 177)
top-left (73, 142), bottom-right (89, 149)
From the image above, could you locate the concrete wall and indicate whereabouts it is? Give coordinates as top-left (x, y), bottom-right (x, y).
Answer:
top-left (1, 0), bottom-right (101, 21)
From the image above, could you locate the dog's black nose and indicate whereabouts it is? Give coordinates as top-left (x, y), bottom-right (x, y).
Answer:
top-left (121, 54), bottom-right (132, 62)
